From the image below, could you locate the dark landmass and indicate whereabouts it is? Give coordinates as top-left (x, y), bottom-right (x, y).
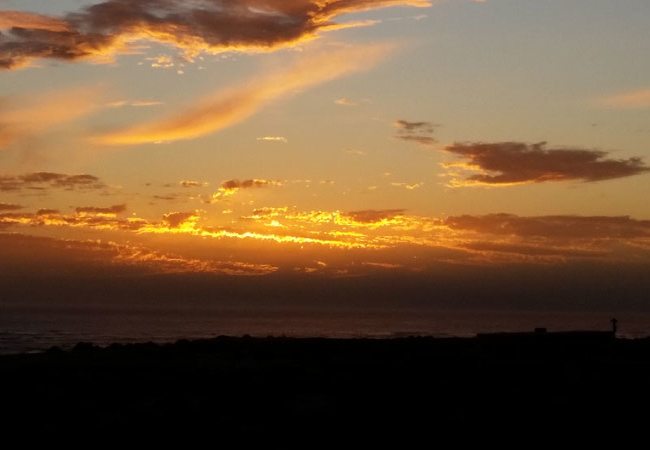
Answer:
top-left (2, 332), bottom-right (649, 437)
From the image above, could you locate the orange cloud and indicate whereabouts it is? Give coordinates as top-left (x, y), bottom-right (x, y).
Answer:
top-left (0, 11), bottom-right (71, 32)
top-left (0, 87), bottom-right (102, 149)
top-left (107, 100), bottom-right (164, 108)
top-left (146, 55), bottom-right (175, 68)
top-left (2, 204), bottom-right (650, 267)
top-left (0, 0), bottom-right (428, 70)
top-left (94, 44), bottom-right (392, 145)
top-left (335, 98), bottom-right (357, 106)
top-left (257, 136), bottom-right (288, 143)
top-left (0, 210), bottom-right (146, 232)
top-left (131, 101), bottom-right (164, 107)
top-left (459, 241), bottom-right (608, 261)
top-left (599, 88), bottom-right (650, 109)
top-left (0, 233), bottom-right (277, 276)
top-left (443, 141), bottom-right (650, 186)
top-left (391, 182), bottom-right (422, 190)
top-left (271, 208), bottom-right (442, 236)
top-left (76, 204), bottom-right (127, 216)
top-left (362, 262), bottom-right (403, 269)
top-left (0, 208), bottom-right (381, 250)
top-left (180, 180), bottom-right (206, 188)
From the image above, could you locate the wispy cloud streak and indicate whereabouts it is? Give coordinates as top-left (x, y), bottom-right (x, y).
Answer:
top-left (94, 44), bottom-right (392, 145)
top-left (599, 88), bottom-right (650, 109)
top-left (0, 87), bottom-right (101, 150)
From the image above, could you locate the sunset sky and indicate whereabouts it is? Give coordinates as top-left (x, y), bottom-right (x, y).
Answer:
top-left (1, 0), bottom-right (649, 310)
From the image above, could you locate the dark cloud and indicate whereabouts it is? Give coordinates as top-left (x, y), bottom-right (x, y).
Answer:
top-left (0, 202), bottom-right (21, 211)
top-left (154, 194), bottom-right (180, 201)
top-left (394, 120), bottom-right (435, 133)
top-left (0, 172), bottom-right (105, 192)
top-left (222, 179), bottom-right (279, 190)
top-left (36, 208), bottom-right (59, 215)
top-left (213, 178), bottom-right (282, 200)
top-left (76, 204), bottom-right (127, 215)
top-left (0, 0), bottom-right (429, 69)
top-left (444, 142), bottom-right (650, 186)
top-left (446, 214), bottom-right (650, 239)
top-left (163, 211), bottom-right (197, 228)
top-left (393, 119), bottom-right (437, 146)
top-left (396, 135), bottom-right (437, 146)
top-left (347, 209), bottom-right (406, 223)
top-left (56, 174), bottom-right (103, 188)
top-left (20, 172), bottom-right (63, 183)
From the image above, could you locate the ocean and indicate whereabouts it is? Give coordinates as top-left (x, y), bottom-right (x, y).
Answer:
top-left (1, 305), bottom-right (649, 355)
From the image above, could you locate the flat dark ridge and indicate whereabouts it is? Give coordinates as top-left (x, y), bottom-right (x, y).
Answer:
top-left (1, 334), bottom-right (649, 437)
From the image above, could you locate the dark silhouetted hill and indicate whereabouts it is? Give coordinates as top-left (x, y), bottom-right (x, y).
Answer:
top-left (1, 334), bottom-right (649, 438)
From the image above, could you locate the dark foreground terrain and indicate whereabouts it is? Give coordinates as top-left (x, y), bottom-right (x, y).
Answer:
top-left (1, 332), bottom-right (649, 438)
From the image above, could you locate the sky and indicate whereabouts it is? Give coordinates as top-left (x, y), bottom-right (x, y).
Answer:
top-left (1, 0), bottom-right (649, 311)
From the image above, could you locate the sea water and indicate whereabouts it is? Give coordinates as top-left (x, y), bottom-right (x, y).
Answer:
top-left (1, 305), bottom-right (649, 354)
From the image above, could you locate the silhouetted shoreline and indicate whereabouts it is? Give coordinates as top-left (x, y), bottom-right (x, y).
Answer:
top-left (2, 333), bottom-right (649, 436)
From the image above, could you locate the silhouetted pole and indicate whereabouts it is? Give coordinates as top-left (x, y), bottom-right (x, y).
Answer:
top-left (611, 317), bottom-right (618, 336)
